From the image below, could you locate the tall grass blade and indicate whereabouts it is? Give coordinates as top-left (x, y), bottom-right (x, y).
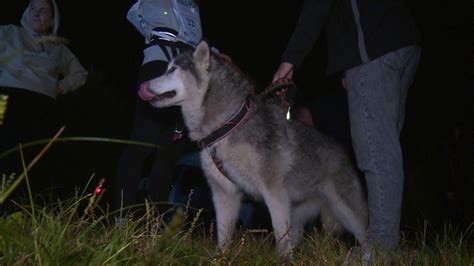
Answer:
top-left (0, 126), bottom-right (65, 204)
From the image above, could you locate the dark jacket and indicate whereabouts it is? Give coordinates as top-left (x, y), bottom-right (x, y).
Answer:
top-left (282, 0), bottom-right (421, 74)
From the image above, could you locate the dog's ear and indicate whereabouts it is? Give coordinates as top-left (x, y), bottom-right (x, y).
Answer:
top-left (193, 41), bottom-right (210, 70)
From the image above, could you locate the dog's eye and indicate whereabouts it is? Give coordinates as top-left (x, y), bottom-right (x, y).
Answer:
top-left (167, 66), bottom-right (177, 74)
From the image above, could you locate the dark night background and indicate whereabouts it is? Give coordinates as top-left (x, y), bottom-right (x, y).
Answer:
top-left (1, 1), bottom-right (473, 230)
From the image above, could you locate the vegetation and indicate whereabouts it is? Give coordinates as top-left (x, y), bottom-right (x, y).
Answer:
top-left (0, 177), bottom-right (473, 265)
top-left (0, 130), bottom-right (472, 265)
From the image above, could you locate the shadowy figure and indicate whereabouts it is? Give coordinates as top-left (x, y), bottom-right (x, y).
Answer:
top-left (115, 0), bottom-right (202, 217)
top-left (273, 0), bottom-right (421, 252)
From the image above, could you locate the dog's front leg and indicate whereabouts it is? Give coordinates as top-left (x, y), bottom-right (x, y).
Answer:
top-left (209, 180), bottom-right (242, 251)
top-left (262, 186), bottom-right (292, 258)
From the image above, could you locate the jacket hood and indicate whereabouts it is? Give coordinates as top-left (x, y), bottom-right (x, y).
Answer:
top-left (21, 0), bottom-right (60, 37)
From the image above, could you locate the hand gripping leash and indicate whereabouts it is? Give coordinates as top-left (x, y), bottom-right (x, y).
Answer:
top-left (260, 78), bottom-right (297, 110)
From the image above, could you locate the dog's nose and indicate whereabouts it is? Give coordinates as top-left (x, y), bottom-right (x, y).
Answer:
top-left (137, 81), bottom-right (155, 101)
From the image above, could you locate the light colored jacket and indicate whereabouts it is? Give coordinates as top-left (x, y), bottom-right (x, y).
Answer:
top-left (0, 0), bottom-right (87, 99)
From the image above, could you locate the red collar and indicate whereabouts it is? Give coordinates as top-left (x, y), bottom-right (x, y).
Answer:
top-left (197, 98), bottom-right (252, 150)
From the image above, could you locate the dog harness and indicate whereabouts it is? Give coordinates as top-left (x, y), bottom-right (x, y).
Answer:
top-left (197, 98), bottom-right (252, 150)
top-left (197, 98), bottom-right (252, 181)
top-left (195, 79), bottom-right (297, 181)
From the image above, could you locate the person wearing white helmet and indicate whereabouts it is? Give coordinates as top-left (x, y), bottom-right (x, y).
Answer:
top-left (115, 0), bottom-right (203, 215)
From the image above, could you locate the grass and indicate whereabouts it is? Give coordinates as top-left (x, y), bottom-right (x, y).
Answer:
top-left (0, 183), bottom-right (473, 265)
top-left (0, 130), bottom-right (473, 265)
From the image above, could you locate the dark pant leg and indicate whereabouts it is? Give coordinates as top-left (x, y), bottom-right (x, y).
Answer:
top-left (115, 96), bottom-right (178, 210)
top-left (146, 134), bottom-right (193, 211)
top-left (0, 87), bottom-right (57, 213)
top-left (0, 87), bottom-right (57, 173)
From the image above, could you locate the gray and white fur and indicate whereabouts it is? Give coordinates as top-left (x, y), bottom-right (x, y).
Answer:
top-left (147, 41), bottom-right (368, 257)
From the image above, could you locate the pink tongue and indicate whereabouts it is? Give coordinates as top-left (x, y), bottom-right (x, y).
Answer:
top-left (137, 81), bottom-right (155, 101)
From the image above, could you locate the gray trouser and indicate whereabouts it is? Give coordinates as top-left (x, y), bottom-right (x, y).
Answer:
top-left (345, 45), bottom-right (421, 250)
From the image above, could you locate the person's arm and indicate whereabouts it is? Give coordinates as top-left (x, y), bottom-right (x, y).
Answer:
top-left (0, 26), bottom-right (7, 62)
top-left (281, 0), bottom-right (334, 69)
top-left (57, 46), bottom-right (88, 93)
top-left (0, 25), bottom-right (13, 54)
top-left (0, 25), bottom-right (6, 39)
top-left (0, 25), bottom-right (21, 67)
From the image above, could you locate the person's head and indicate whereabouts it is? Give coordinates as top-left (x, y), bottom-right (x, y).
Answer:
top-left (28, 0), bottom-right (54, 35)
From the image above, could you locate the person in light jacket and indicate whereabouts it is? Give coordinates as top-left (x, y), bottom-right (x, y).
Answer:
top-left (0, 0), bottom-right (87, 174)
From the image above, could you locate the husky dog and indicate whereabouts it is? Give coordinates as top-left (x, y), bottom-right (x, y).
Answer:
top-left (146, 41), bottom-right (368, 256)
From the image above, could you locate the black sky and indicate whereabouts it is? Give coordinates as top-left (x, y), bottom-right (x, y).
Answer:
top-left (3, 1), bottom-right (471, 128)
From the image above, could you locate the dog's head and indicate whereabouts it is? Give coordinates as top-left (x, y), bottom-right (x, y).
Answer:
top-left (148, 41), bottom-right (211, 108)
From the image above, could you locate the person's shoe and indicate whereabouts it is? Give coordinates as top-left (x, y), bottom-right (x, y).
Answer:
top-left (343, 246), bottom-right (374, 266)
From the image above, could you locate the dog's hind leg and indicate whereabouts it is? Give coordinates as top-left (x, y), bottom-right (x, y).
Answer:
top-left (290, 199), bottom-right (322, 247)
top-left (321, 181), bottom-right (368, 244)
top-left (262, 186), bottom-right (293, 257)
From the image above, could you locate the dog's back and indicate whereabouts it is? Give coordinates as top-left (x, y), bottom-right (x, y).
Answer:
top-left (228, 97), bottom-right (366, 218)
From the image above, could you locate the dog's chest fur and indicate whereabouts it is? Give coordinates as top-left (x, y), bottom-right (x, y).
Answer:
top-left (199, 140), bottom-right (267, 199)
top-left (197, 110), bottom-right (295, 200)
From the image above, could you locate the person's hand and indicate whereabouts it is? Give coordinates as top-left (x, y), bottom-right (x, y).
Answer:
top-left (293, 106), bottom-right (314, 127)
top-left (272, 62), bottom-right (294, 82)
top-left (56, 83), bottom-right (65, 94)
top-left (341, 77), bottom-right (347, 89)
